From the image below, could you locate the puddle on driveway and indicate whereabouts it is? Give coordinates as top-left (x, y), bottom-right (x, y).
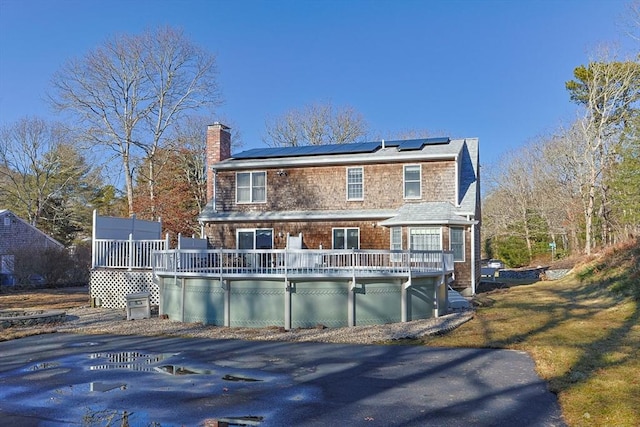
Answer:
top-left (89, 351), bottom-right (178, 372)
top-left (28, 361), bottom-right (61, 371)
top-left (155, 365), bottom-right (214, 375)
top-left (2, 348), bottom-right (312, 426)
top-left (210, 415), bottom-right (265, 426)
top-left (222, 374), bottom-right (263, 382)
top-left (90, 382), bottom-right (127, 392)
top-left (215, 354), bottom-right (275, 369)
top-left (81, 409), bottom-right (141, 426)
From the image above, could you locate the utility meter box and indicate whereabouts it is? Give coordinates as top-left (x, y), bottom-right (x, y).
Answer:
top-left (125, 292), bottom-right (150, 320)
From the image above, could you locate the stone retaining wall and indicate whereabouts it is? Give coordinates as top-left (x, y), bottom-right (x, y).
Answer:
top-left (0, 310), bottom-right (66, 328)
top-left (497, 267), bottom-right (572, 281)
top-left (498, 267), bottom-right (547, 281)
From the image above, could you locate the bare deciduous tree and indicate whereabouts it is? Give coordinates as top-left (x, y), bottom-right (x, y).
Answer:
top-left (538, 127), bottom-right (588, 253)
top-left (0, 118), bottom-right (61, 226)
top-left (264, 102), bottom-right (368, 147)
top-left (565, 53), bottom-right (640, 254)
top-left (0, 117), bottom-right (100, 243)
top-left (622, 0), bottom-right (640, 42)
top-left (50, 26), bottom-right (222, 218)
top-left (484, 144), bottom-right (543, 263)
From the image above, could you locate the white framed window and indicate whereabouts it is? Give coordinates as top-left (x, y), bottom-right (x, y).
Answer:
top-left (333, 228), bottom-right (360, 249)
top-left (450, 227), bottom-right (465, 262)
top-left (237, 228), bottom-right (273, 249)
top-left (346, 167), bottom-right (364, 200)
top-left (409, 227), bottom-right (442, 251)
top-left (403, 165), bottom-right (421, 199)
top-left (236, 171), bottom-right (266, 203)
top-left (237, 228), bottom-right (273, 268)
top-left (390, 227), bottom-right (402, 262)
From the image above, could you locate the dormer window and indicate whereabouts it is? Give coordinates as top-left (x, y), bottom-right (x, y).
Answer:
top-left (236, 171), bottom-right (266, 203)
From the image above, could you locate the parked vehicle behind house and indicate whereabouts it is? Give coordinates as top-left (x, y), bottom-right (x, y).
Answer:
top-left (487, 259), bottom-right (505, 269)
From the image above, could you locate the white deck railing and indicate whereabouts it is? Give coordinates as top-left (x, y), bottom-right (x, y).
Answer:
top-left (152, 248), bottom-right (455, 278)
top-left (92, 237), bottom-right (169, 269)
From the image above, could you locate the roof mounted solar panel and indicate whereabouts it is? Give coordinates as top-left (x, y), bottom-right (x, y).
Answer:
top-left (397, 139), bottom-right (426, 151)
top-left (396, 137), bottom-right (450, 151)
top-left (424, 137), bottom-right (450, 145)
top-left (329, 141), bottom-right (380, 154)
top-left (230, 138), bottom-right (450, 160)
top-left (231, 148), bottom-right (268, 159)
top-left (383, 140), bottom-right (401, 147)
top-left (232, 141), bottom-right (382, 160)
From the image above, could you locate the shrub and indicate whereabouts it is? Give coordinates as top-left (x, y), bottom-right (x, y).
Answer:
top-left (10, 243), bottom-right (90, 287)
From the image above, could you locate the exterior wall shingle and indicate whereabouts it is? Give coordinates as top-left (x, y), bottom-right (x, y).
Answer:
top-left (213, 161), bottom-right (456, 213)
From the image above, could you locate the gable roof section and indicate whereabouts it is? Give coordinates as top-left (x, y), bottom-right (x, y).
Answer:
top-left (0, 209), bottom-right (65, 252)
top-left (456, 138), bottom-right (479, 215)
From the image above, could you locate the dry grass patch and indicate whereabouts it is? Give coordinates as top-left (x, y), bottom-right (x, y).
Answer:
top-left (0, 286), bottom-right (89, 310)
top-left (0, 286), bottom-right (89, 341)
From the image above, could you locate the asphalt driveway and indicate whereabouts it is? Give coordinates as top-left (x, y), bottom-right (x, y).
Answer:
top-left (0, 333), bottom-right (565, 426)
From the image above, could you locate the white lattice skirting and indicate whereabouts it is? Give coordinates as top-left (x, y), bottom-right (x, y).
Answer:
top-left (90, 269), bottom-right (158, 309)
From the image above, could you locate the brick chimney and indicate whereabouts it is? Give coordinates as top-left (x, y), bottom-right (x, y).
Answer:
top-left (206, 122), bottom-right (231, 202)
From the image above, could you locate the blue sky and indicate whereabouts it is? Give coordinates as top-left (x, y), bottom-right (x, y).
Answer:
top-left (0, 0), bottom-right (635, 169)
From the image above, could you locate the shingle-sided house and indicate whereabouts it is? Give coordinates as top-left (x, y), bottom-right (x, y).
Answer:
top-left (0, 209), bottom-right (64, 284)
top-left (198, 123), bottom-right (481, 296)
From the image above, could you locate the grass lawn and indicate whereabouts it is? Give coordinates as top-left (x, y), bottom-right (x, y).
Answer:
top-left (421, 240), bottom-right (640, 427)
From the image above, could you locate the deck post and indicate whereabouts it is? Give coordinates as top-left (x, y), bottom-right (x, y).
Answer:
top-left (128, 233), bottom-right (134, 271)
top-left (348, 279), bottom-right (356, 327)
top-left (401, 277), bottom-right (410, 322)
top-left (218, 248), bottom-right (224, 284)
top-left (435, 273), bottom-right (445, 318)
top-left (157, 276), bottom-right (164, 316)
top-left (180, 277), bottom-right (186, 322)
top-left (223, 280), bottom-right (230, 327)
top-left (284, 280), bottom-right (292, 331)
top-left (91, 210), bottom-right (97, 269)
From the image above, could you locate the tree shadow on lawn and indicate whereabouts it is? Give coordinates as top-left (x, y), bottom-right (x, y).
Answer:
top-left (471, 278), bottom-right (639, 424)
